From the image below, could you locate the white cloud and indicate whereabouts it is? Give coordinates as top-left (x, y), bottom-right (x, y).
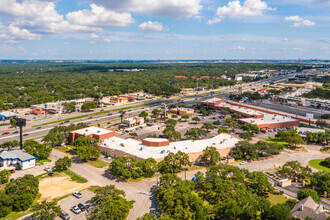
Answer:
top-left (90, 33), bottom-right (99, 39)
top-left (0, 23), bottom-right (40, 40)
top-left (233, 45), bottom-right (246, 50)
top-left (66, 4), bottom-right (134, 28)
top-left (93, 0), bottom-right (202, 19)
top-left (208, 0), bottom-right (274, 24)
top-left (280, 38), bottom-right (289, 42)
top-left (285, 16), bottom-right (315, 27)
top-left (285, 16), bottom-right (303, 22)
top-left (138, 21), bottom-right (164, 31)
top-left (88, 41), bottom-right (96, 44)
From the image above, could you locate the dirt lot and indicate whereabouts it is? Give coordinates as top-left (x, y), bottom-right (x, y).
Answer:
top-left (39, 174), bottom-right (90, 201)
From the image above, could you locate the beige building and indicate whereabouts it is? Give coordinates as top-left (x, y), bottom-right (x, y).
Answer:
top-left (124, 117), bottom-right (145, 127)
top-left (169, 108), bottom-right (194, 116)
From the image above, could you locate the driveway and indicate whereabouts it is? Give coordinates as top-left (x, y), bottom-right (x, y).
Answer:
top-left (57, 189), bottom-right (95, 220)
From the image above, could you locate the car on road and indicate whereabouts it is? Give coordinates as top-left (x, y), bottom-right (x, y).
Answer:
top-left (23, 133), bottom-right (29, 136)
top-left (9, 126), bottom-right (14, 128)
top-left (64, 120), bottom-right (70, 123)
top-left (100, 109), bottom-right (104, 112)
top-left (70, 206), bottom-right (81, 214)
top-left (48, 172), bottom-right (54, 176)
top-left (108, 113), bottom-right (112, 116)
top-left (36, 126), bottom-right (41, 129)
top-left (59, 122), bottom-right (64, 125)
top-left (78, 203), bottom-right (86, 211)
top-left (2, 132), bottom-right (10, 135)
top-left (240, 161), bottom-right (247, 165)
top-left (88, 117), bottom-right (93, 119)
top-left (107, 122), bottom-right (111, 124)
top-left (73, 191), bottom-right (82, 199)
top-left (44, 166), bottom-right (51, 172)
top-left (60, 210), bottom-right (70, 220)
top-left (96, 118), bottom-right (101, 121)
top-left (13, 131), bottom-right (19, 134)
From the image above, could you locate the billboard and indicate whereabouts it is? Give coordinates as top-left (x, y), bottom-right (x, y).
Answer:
top-left (306, 113), bottom-right (314, 119)
top-left (10, 118), bottom-right (17, 128)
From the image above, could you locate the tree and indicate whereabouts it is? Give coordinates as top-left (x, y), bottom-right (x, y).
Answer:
top-left (181, 114), bottom-right (190, 120)
top-left (88, 185), bottom-right (134, 220)
top-left (42, 132), bottom-right (65, 147)
top-left (316, 120), bottom-right (328, 128)
top-left (261, 204), bottom-right (292, 220)
top-left (322, 157), bottom-right (330, 168)
top-left (184, 128), bottom-right (205, 140)
top-left (201, 147), bottom-right (220, 166)
top-left (231, 113), bottom-right (242, 120)
top-left (218, 128), bottom-right (229, 134)
top-left (0, 140), bottom-right (19, 151)
top-left (297, 189), bottom-right (321, 204)
top-left (55, 156), bottom-right (72, 171)
top-left (0, 170), bottom-right (11, 184)
top-left (139, 111), bottom-right (148, 119)
top-left (229, 141), bottom-right (259, 161)
top-left (169, 104), bottom-right (177, 109)
top-left (221, 108), bottom-right (230, 115)
top-left (201, 122), bottom-right (214, 132)
top-left (137, 158), bottom-right (158, 178)
top-left (23, 140), bottom-right (52, 160)
top-left (279, 161), bottom-right (312, 182)
top-left (247, 172), bottom-right (274, 195)
top-left (73, 136), bottom-right (100, 161)
top-left (63, 102), bottom-right (76, 113)
top-left (310, 171), bottom-right (330, 195)
top-left (31, 200), bottom-right (61, 220)
top-left (213, 120), bottom-right (221, 126)
top-left (242, 123), bottom-right (260, 134)
top-left (158, 151), bottom-right (191, 174)
top-left (239, 132), bottom-right (252, 140)
top-left (163, 127), bottom-right (181, 141)
top-left (137, 213), bottom-right (158, 220)
top-left (192, 116), bottom-right (200, 124)
top-left (81, 101), bottom-right (96, 111)
top-left (276, 130), bottom-right (305, 148)
top-left (152, 109), bottom-right (161, 116)
top-left (164, 119), bottom-right (178, 127)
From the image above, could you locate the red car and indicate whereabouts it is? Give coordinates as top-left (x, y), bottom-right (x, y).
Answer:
top-left (10, 170), bottom-right (15, 174)
top-left (2, 132), bottom-right (10, 135)
top-left (9, 126), bottom-right (14, 128)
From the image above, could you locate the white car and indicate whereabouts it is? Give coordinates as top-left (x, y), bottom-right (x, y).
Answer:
top-left (70, 206), bottom-right (81, 214)
top-left (44, 166), bottom-right (51, 172)
top-left (240, 161), bottom-right (247, 165)
top-left (73, 191), bottom-right (82, 199)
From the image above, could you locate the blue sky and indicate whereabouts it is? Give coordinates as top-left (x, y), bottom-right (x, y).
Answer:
top-left (0, 0), bottom-right (329, 60)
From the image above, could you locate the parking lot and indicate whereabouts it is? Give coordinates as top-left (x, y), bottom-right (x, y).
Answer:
top-left (57, 189), bottom-right (95, 220)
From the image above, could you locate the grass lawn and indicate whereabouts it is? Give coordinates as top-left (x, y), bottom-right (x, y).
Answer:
top-left (267, 193), bottom-right (288, 205)
top-left (63, 170), bottom-right (88, 183)
top-left (264, 137), bottom-right (289, 148)
top-left (54, 146), bottom-right (76, 155)
top-left (309, 159), bottom-right (330, 172)
top-left (37, 158), bottom-right (51, 165)
top-left (87, 159), bottom-right (109, 168)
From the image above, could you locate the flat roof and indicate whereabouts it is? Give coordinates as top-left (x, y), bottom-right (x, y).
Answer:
top-left (73, 126), bottom-right (113, 136)
top-left (143, 138), bottom-right (168, 142)
top-left (239, 113), bottom-right (297, 125)
top-left (0, 150), bottom-right (36, 162)
top-left (200, 98), bottom-right (223, 103)
top-left (101, 133), bottom-right (240, 160)
top-left (217, 102), bottom-right (264, 116)
top-left (297, 127), bottom-right (325, 133)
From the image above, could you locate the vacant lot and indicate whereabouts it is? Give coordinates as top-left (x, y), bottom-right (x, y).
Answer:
top-left (39, 174), bottom-right (90, 201)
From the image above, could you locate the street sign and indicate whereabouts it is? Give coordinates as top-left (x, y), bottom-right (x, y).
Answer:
top-left (306, 113), bottom-right (314, 119)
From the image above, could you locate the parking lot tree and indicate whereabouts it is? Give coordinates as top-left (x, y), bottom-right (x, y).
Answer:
top-left (31, 200), bottom-right (61, 220)
top-left (152, 109), bottom-right (161, 116)
top-left (221, 108), bottom-right (230, 115)
top-left (137, 158), bottom-right (158, 178)
top-left (201, 146), bottom-right (220, 166)
top-left (42, 132), bottom-right (65, 147)
top-left (229, 141), bottom-right (259, 161)
top-left (297, 189), bottom-right (321, 204)
top-left (81, 101), bottom-right (96, 111)
top-left (0, 170), bottom-right (11, 184)
top-left (218, 127), bottom-right (229, 134)
top-left (231, 113), bottom-right (242, 120)
top-left (23, 140), bottom-right (52, 160)
top-left (158, 151), bottom-right (191, 174)
top-left (139, 111), bottom-right (148, 119)
top-left (147, 134), bottom-right (158, 138)
top-left (199, 107), bottom-right (207, 116)
top-left (73, 136), bottom-right (100, 161)
top-left (242, 123), bottom-right (260, 134)
top-left (129, 132), bottom-right (138, 137)
top-left (181, 114), bottom-right (190, 120)
top-left (261, 203), bottom-right (292, 220)
top-left (192, 116), bottom-right (200, 124)
top-left (202, 122), bottom-right (214, 132)
top-left (224, 117), bottom-right (235, 128)
top-left (88, 185), bottom-right (134, 220)
top-left (239, 132), bottom-right (252, 140)
top-left (279, 161), bottom-right (312, 182)
top-left (63, 101), bottom-right (76, 113)
top-left (171, 114), bottom-right (178, 118)
top-left (213, 120), bottom-right (221, 126)
top-left (310, 171), bottom-right (330, 195)
top-left (0, 140), bottom-right (19, 151)
top-left (255, 141), bottom-right (284, 155)
top-left (164, 119), bottom-right (178, 127)
top-left (109, 157), bottom-right (137, 180)
top-left (163, 126), bottom-right (181, 141)
top-left (55, 156), bottom-right (72, 171)
top-left (207, 109), bottom-right (213, 116)
top-left (247, 172), bottom-right (274, 195)
top-left (276, 130), bottom-right (305, 148)
top-left (184, 128), bottom-right (205, 140)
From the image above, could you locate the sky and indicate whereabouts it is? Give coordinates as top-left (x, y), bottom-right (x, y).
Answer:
top-left (0, 0), bottom-right (329, 60)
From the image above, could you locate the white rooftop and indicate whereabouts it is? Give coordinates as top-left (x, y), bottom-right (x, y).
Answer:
top-left (297, 127), bottom-right (325, 134)
top-left (143, 138), bottom-right (168, 142)
top-left (201, 98), bottom-right (222, 103)
top-left (239, 113), bottom-right (298, 125)
top-left (217, 102), bottom-right (263, 116)
top-left (101, 133), bottom-right (240, 160)
top-left (0, 150), bottom-right (36, 162)
top-left (73, 126), bottom-right (113, 136)
top-left (0, 111), bottom-right (18, 118)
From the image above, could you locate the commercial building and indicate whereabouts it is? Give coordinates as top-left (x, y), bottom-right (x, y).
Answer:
top-left (237, 114), bottom-right (299, 130)
top-left (169, 108), bottom-right (194, 116)
top-left (97, 132), bottom-right (241, 162)
top-left (0, 111), bottom-right (18, 120)
top-left (0, 150), bottom-right (36, 170)
top-left (110, 97), bottom-right (128, 104)
top-left (123, 117), bottom-right (145, 127)
top-left (69, 126), bottom-right (115, 143)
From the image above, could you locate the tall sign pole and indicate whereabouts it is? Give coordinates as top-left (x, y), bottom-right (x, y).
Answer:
top-left (10, 118), bottom-right (27, 150)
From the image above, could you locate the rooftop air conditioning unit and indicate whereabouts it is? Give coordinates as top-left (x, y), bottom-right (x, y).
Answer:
top-left (85, 129), bottom-right (88, 132)
top-left (97, 130), bottom-right (101, 133)
top-left (140, 147), bottom-right (144, 151)
top-left (160, 150), bottom-right (165, 154)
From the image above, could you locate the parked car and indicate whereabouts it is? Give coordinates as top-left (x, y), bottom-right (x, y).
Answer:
top-left (36, 126), bottom-right (42, 129)
top-left (44, 166), bottom-right (51, 172)
top-left (2, 132), bottom-right (10, 135)
top-left (88, 117), bottom-right (93, 119)
top-left (48, 172), bottom-right (54, 176)
top-left (73, 191), bottom-right (82, 199)
top-left (78, 203), bottom-right (86, 211)
top-left (240, 161), bottom-right (247, 165)
top-left (10, 170), bottom-right (15, 174)
top-left (10, 178), bottom-right (15, 182)
top-left (60, 210), bottom-right (70, 220)
top-left (70, 206), bottom-right (81, 214)
top-left (13, 131), bottom-right (19, 134)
